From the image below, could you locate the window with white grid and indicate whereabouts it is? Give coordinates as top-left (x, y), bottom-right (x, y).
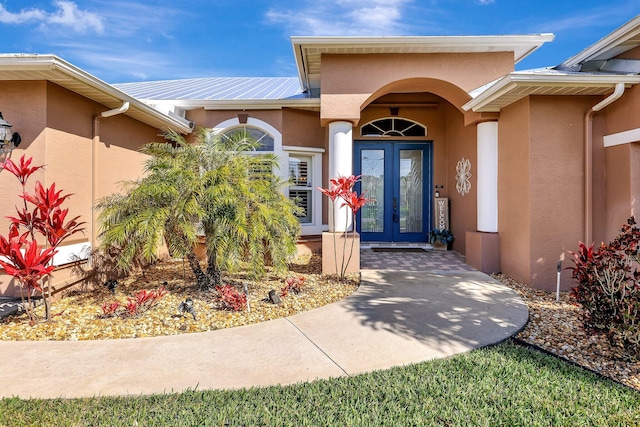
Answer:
top-left (284, 147), bottom-right (325, 234)
top-left (289, 154), bottom-right (313, 223)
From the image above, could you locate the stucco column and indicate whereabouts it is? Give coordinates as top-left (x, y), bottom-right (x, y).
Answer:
top-left (328, 121), bottom-right (354, 232)
top-left (466, 120), bottom-right (500, 274)
top-left (477, 121), bottom-right (498, 232)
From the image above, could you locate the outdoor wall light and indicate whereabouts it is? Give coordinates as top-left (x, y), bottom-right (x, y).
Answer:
top-left (0, 112), bottom-right (21, 155)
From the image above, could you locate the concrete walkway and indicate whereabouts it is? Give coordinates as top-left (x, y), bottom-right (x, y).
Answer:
top-left (0, 260), bottom-right (528, 399)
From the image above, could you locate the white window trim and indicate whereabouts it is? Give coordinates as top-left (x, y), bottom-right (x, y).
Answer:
top-left (283, 146), bottom-right (327, 235)
top-left (604, 127), bottom-right (640, 147)
top-left (1, 241), bottom-right (91, 269)
top-left (212, 117), bottom-right (283, 152)
top-left (212, 117), bottom-right (287, 173)
top-left (360, 117), bottom-right (427, 137)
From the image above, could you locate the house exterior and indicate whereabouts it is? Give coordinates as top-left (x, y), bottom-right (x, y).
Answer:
top-left (2, 16), bottom-right (640, 296)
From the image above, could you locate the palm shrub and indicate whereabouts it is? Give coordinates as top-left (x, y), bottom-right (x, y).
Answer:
top-left (569, 217), bottom-right (640, 361)
top-left (97, 128), bottom-right (301, 289)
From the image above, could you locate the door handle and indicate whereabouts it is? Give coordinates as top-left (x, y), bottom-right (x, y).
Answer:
top-left (393, 197), bottom-right (399, 222)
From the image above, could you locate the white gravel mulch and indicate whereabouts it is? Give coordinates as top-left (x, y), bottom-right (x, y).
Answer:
top-left (494, 274), bottom-right (640, 391)
top-left (0, 255), bottom-right (358, 341)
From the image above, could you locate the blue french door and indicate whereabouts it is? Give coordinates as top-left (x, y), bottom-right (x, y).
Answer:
top-left (354, 141), bottom-right (432, 242)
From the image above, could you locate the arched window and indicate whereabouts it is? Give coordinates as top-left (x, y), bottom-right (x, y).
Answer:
top-left (361, 118), bottom-right (426, 137)
top-left (211, 117), bottom-right (324, 234)
top-left (220, 125), bottom-right (274, 151)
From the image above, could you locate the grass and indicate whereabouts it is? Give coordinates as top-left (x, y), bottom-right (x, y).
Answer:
top-left (1, 342), bottom-right (638, 426)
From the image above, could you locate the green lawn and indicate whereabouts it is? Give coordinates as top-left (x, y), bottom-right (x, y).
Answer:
top-left (1, 342), bottom-right (638, 426)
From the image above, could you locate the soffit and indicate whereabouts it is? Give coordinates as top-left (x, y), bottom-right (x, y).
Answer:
top-left (291, 34), bottom-right (554, 91)
top-left (0, 54), bottom-right (193, 133)
top-left (463, 71), bottom-right (640, 112)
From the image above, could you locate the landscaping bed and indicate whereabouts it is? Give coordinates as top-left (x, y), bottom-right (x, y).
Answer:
top-left (494, 274), bottom-right (640, 391)
top-left (0, 254), bottom-right (358, 341)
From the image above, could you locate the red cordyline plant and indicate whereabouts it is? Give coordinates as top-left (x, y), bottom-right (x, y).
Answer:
top-left (215, 284), bottom-right (247, 311)
top-left (101, 285), bottom-right (167, 318)
top-left (0, 155), bottom-right (85, 324)
top-left (101, 300), bottom-right (121, 317)
top-left (569, 217), bottom-right (640, 361)
top-left (126, 286), bottom-right (167, 317)
top-left (318, 175), bottom-right (368, 279)
top-left (281, 276), bottom-right (305, 297)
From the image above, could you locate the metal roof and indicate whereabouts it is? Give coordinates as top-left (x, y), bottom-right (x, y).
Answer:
top-left (465, 17), bottom-right (640, 113)
top-left (560, 15), bottom-right (640, 70)
top-left (114, 77), bottom-right (305, 101)
top-left (0, 54), bottom-right (194, 133)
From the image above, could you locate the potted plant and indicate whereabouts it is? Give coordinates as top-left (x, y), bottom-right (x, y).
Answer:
top-left (429, 228), bottom-right (454, 251)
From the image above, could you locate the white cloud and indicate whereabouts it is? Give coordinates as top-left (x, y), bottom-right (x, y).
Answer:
top-left (476, 0), bottom-right (495, 4)
top-left (527, 3), bottom-right (636, 33)
top-left (0, 1), bottom-right (103, 33)
top-left (266, 0), bottom-right (413, 36)
top-left (90, 1), bottom-right (183, 38)
top-left (48, 1), bottom-right (104, 33)
top-left (349, 6), bottom-right (401, 29)
top-left (0, 5), bottom-right (46, 23)
top-left (53, 39), bottom-right (173, 81)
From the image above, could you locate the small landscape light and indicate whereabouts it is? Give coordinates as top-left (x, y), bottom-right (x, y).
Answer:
top-left (179, 297), bottom-right (197, 320)
top-left (267, 290), bottom-right (281, 304)
top-left (103, 279), bottom-right (118, 294)
top-left (556, 259), bottom-right (562, 302)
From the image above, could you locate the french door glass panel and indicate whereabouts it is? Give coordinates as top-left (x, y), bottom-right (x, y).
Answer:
top-left (399, 149), bottom-right (423, 234)
top-left (360, 149), bottom-right (385, 233)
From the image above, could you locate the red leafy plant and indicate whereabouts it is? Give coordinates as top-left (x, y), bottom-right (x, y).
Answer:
top-left (281, 276), bottom-right (305, 297)
top-left (101, 301), bottom-right (121, 318)
top-left (0, 155), bottom-right (85, 323)
top-left (101, 285), bottom-right (167, 318)
top-left (569, 217), bottom-right (640, 361)
top-left (215, 284), bottom-right (247, 311)
top-left (318, 175), bottom-right (368, 279)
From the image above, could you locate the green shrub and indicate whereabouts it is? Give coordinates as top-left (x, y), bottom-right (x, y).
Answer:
top-left (569, 217), bottom-right (640, 360)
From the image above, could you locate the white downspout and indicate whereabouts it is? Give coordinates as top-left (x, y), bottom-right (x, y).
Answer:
top-left (101, 101), bottom-right (130, 118)
top-left (584, 83), bottom-right (625, 244)
top-left (91, 101), bottom-right (130, 250)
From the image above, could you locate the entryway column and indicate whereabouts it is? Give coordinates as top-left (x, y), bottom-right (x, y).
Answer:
top-left (323, 120), bottom-right (359, 276)
top-left (466, 121), bottom-right (501, 273)
top-left (477, 121), bottom-right (498, 232)
top-left (328, 121), bottom-right (354, 232)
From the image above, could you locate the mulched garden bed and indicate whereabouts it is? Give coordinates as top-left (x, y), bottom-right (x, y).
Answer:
top-left (494, 274), bottom-right (640, 391)
top-left (0, 254), bottom-right (358, 341)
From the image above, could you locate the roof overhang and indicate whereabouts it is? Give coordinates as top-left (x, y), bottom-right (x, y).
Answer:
top-left (0, 54), bottom-right (194, 133)
top-left (463, 72), bottom-right (640, 112)
top-left (560, 15), bottom-right (640, 70)
top-left (291, 34), bottom-right (555, 92)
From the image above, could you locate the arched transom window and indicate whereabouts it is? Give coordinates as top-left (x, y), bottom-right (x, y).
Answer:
top-left (361, 118), bottom-right (426, 137)
top-left (220, 125), bottom-right (274, 151)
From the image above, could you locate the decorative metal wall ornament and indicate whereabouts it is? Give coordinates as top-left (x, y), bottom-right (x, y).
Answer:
top-left (455, 157), bottom-right (472, 196)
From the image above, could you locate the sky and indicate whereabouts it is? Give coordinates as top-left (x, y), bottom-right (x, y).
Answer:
top-left (1, 0), bottom-right (640, 84)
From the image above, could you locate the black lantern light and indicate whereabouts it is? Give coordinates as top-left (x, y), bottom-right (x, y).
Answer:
top-left (0, 112), bottom-right (21, 155)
